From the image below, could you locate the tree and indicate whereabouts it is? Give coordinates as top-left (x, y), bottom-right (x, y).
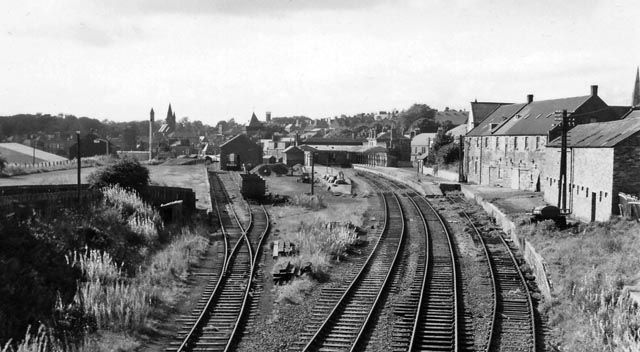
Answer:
top-left (87, 157), bottom-right (150, 193)
top-left (397, 104), bottom-right (436, 131)
top-left (426, 128), bottom-right (454, 165)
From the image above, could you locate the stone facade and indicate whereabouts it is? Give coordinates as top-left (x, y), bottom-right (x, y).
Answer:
top-left (543, 147), bottom-right (614, 222)
top-left (465, 135), bottom-right (546, 191)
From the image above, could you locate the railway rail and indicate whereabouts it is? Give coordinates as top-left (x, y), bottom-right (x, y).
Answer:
top-left (168, 171), bottom-right (270, 352)
top-left (449, 195), bottom-right (537, 352)
top-left (299, 188), bottom-right (405, 351)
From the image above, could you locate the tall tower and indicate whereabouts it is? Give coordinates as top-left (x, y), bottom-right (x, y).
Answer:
top-left (149, 108), bottom-right (154, 161)
top-left (633, 67), bottom-right (640, 107)
top-left (166, 104), bottom-right (176, 130)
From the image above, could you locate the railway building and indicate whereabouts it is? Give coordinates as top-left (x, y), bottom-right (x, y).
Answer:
top-left (282, 145), bottom-right (305, 166)
top-left (543, 113), bottom-right (640, 222)
top-left (219, 134), bottom-right (262, 171)
top-left (464, 85), bottom-right (629, 191)
top-left (411, 132), bottom-right (437, 164)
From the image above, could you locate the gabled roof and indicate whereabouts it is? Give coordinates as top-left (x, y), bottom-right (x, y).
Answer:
top-left (495, 95), bottom-right (592, 135)
top-left (470, 102), bottom-right (506, 125)
top-left (435, 110), bottom-right (469, 125)
top-left (411, 133), bottom-right (437, 146)
top-left (548, 117), bottom-right (640, 148)
top-left (297, 145), bottom-right (317, 152)
top-left (283, 145), bottom-right (304, 153)
top-left (220, 134), bottom-right (255, 148)
top-left (467, 103), bottom-right (526, 136)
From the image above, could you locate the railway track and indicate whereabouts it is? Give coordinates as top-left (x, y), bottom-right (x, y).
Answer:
top-left (449, 195), bottom-right (537, 352)
top-left (358, 172), bottom-right (460, 351)
top-left (168, 172), bottom-right (270, 352)
top-left (300, 190), bottom-right (405, 351)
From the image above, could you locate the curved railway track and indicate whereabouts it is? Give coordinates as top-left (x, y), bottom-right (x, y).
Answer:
top-left (169, 172), bottom-right (269, 352)
top-left (449, 195), bottom-right (537, 352)
top-left (301, 190), bottom-right (406, 351)
top-left (359, 173), bottom-right (460, 352)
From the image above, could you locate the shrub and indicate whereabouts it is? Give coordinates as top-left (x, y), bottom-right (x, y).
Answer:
top-left (88, 157), bottom-right (149, 193)
top-left (275, 278), bottom-right (315, 305)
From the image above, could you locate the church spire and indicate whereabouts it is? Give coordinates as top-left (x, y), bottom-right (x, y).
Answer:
top-left (633, 67), bottom-right (640, 107)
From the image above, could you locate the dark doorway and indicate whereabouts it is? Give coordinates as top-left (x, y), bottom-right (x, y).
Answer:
top-left (535, 175), bottom-right (541, 192)
top-left (591, 192), bottom-right (596, 222)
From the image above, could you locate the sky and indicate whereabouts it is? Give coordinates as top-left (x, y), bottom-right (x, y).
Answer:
top-left (1, 0), bottom-right (639, 125)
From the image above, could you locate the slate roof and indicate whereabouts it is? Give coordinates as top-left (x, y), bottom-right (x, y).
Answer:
top-left (446, 124), bottom-right (467, 137)
top-left (467, 103), bottom-right (526, 136)
top-left (297, 145), bottom-right (317, 152)
top-left (248, 113), bottom-right (262, 127)
top-left (470, 102), bottom-right (506, 125)
top-left (363, 146), bottom-right (388, 154)
top-left (303, 137), bottom-right (366, 145)
top-left (411, 133), bottom-right (437, 146)
top-left (548, 117), bottom-right (640, 148)
top-left (283, 145), bottom-right (304, 153)
top-left (220, 134), bottom-right (253, 148)
top-left (0, 143), bottom-right (68, 163)
top-left (495, 96), bottom-right (592, 135)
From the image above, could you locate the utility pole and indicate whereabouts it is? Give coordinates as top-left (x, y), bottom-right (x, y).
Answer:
top-left (31, 135), bottom-right (36, 165)
top-left (76, 131), bottom-right (81, 202)
top-left (310, 153), bottom-right (315, 195)
top-left (458, 135), bottom-right (464, 182)
top-left (555, 109), bottom-right (574, 211)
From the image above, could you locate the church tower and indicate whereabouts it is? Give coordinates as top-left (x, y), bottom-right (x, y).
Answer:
top-left (166, 104), bottom-right (176, 130)
top-left (633, 67), bottom-right (640, 107)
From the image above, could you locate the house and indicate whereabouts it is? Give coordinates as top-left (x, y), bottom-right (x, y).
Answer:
top-left (542, 114), bottom-right (640, 222)
top-left (219, 134), bottom-right (263, 171)
top-left (464, 86), bottom-right (628, 191)
top-left (411, 133), bottom-right (437, 163)
top-left (282, 145), bottom-right (305, 166)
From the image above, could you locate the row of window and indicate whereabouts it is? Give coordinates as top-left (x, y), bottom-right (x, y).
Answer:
top-left (547, 177), bottom-right (608, 201)
top-left (470, 136), bottom-right (543, 151)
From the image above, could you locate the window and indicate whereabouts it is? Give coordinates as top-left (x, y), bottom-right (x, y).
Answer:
top-left (605, 192), bottom-right (608, 198)
top-left (599, 191), bottom-right (603, 201)
top-left (514, 137), bottom-right (518, 150)
top-left (485, 137), bottom-right (488, 147)
top-left (525, 136), bottom-right (529, 149)
top-left (496, 137), bottom-right (499, 149)
top-left (476, 138), bottom-right (479, 147)
top-left (535, 136), bottom-right (540, 149)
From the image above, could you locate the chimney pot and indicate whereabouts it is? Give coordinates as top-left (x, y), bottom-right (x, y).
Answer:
top-left (527, 94), bottom-right (534, 103)
top-left (591, 85), bottom-right (598, 96)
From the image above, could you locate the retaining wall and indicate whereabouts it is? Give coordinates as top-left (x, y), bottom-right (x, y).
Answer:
top-left (461, 187), bottom-right (552, 300)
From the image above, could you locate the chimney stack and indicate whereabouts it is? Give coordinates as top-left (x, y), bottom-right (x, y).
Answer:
top-left (527, 94), bottom-right (534, 103)
top-left (591, 85), bottom-right (598, 96)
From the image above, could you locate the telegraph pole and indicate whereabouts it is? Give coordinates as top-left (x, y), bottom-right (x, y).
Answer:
top-left (555, 109), bottom-right (574, 211)
top-left (310, 153), bottom-right (315, 195)
top-left (76, 131), bottom-right (81, 202)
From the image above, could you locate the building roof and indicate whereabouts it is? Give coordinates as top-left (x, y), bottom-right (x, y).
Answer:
top-left (248, 113), bottom-right (262, 127)
top-left (305, 144), bottom-right (365, 152)
top-left (297, 145), bottom-right (317, 152)
top-left (303, 137), bottom-right (366, 145)
top-left (495, 95), bottom-right (593, 135)
top-left (446, 124), bottom-right (468, 137)
top-left (467, 103), bottom-right (526, 136)
top-left (435, 110), bottom-right (469, 125)
top-left (548, 117), bottom-right (640, 148)
top-left (411, 133), bottom-right (437, 146)
top-left (470, 102), bottom-right (506, 125)
top-left (283, 145), bottom-right (304, 154)
top-left (0, 142), bottom-right (68, 163)
top-left (220, 134), bottom-right (255, 148)
top-left (363, 146), bottom-right (388, 154)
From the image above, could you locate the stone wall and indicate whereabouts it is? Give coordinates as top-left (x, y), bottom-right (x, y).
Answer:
top-left (543, 147), bottom-right (614, 222)
top-left (464, 135), bottom-right (546, 191)
top-left (461, 187), bottom-right (552, 300)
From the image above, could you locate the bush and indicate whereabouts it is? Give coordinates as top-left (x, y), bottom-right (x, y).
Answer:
top-left (88, 157), bottom-right (149, 193)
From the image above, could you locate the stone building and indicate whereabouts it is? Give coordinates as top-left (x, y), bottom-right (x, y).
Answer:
top-left (219, 134), bottom-right (262, 171)
top-left (411, 132), bottom-right (437, 163)
top-left (464, 86), bottom-right (628, 191)
top-left (542, 114), bottom-right (640, 222)
top-left (282, 145), bottom-right (305, 166)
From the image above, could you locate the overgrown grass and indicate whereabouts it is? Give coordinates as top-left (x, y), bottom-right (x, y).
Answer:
top-left (275, 278), bottom-right (315, 305)
top-left (519, 219), bottom-right (640, 351)
top-left (290, 194), bottom-right (326, 210)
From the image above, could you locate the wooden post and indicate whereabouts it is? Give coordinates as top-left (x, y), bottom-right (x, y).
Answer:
top-left (76, 131), bottom-right (81, 202)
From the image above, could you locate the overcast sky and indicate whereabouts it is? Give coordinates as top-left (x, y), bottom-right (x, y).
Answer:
top-left (1, 0), bottom-right (639, 124)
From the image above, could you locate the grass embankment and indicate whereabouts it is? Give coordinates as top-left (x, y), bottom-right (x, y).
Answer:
top-left (1, 186), bottom-right (210, 352)
top-left (272, 193), bottom-right (370, 304)
top-left (519, 219), bottom-right (640, 351)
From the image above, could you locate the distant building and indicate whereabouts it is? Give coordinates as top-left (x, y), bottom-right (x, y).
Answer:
top-left (411, 132), bottom-right (437, 162)
top-left (245, 112), bottom-right (263, 137)
top-left (543, 114), bottom-right (640, 222)
top-left (282, 145), bottom-right (305, 166)
top-left (219, 134), bottom-right (262, 171)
